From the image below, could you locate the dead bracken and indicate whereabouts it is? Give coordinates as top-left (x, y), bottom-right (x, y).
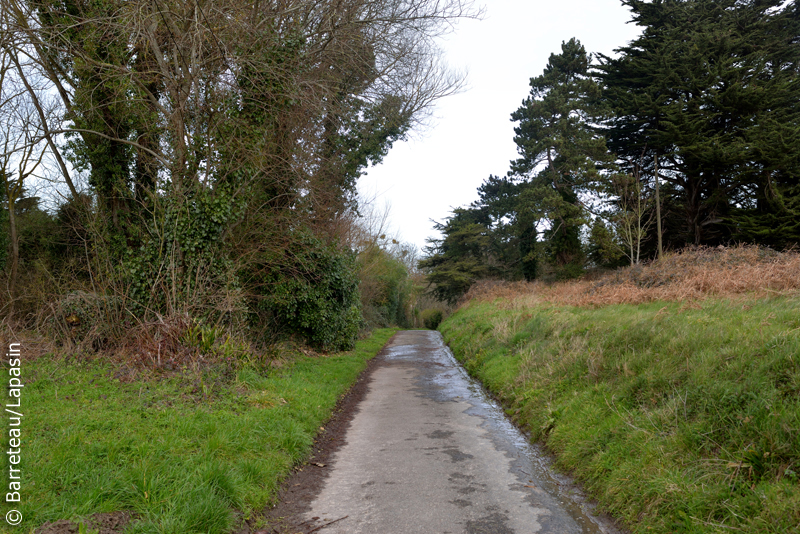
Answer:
top-left (463, 245), bottom-right (800, 307)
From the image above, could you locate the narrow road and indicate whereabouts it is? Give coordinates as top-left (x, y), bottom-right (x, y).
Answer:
top-left (302, 330), bottom-right (621, 534)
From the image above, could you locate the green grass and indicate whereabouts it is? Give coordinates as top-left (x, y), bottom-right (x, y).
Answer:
top-left (4, 328), bottom-right (396, 534)
top-left (440, 297), bottom-right (800, 533)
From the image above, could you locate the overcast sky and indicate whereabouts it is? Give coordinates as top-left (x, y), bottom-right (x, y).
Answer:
top-left (357, 0), bottom-right (643, 252)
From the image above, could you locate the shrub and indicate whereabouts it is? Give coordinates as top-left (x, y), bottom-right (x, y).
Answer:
top-left (421, 308), bottom-right (443, 330)
top-left (123, 186), bottom-right (246, 327)
top-left (46, 290), bottom-right (126, 349)
top-left (256, 230), bottom-right (362, 351)
top-left (359, 246), bottom-right (414, 328)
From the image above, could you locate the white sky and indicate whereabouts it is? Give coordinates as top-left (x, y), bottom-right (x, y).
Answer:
top-left (358, 0), bottom-right (643, 252)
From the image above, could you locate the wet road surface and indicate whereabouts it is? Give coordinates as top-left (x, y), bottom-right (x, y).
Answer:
top-left (304, 330), bottom-right (622, 533)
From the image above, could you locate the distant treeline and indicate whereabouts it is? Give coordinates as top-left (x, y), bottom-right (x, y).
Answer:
top-left (421, 0), bottom-right (800, 304)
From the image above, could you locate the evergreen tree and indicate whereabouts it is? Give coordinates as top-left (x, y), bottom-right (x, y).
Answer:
top-left (598, 0), bottom-right (800, 247)
top-left (587, 217), bottom-right (625, 269)
top-left (510, 38), bottom-right (610, 278)
top-left (419, 208), bottom-right (494, 304)
top-left (735, 182), bottom-right (800, 249)
top-left (474, 175), bottom-right (539, 281)
top-left (517, 202), bottom-right (539, 281)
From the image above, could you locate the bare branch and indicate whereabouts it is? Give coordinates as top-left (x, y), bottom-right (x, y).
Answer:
top-left (7, 50), bottom-right (78, 198)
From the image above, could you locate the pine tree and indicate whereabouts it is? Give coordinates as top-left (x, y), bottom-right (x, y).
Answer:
top-left (510, 38), bottom-right (610, 278)
top-left (474, 175), bottom-right (540, 281)
top-left (588, 217), bottom-right (625, 269)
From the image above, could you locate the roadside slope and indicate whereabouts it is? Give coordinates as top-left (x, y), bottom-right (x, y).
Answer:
top-left (440, 296), bottom-right (800, 533)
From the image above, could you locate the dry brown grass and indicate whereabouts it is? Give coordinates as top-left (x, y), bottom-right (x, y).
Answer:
top-left (0, 317), bottom-right (54, 362)
top-left (464, 245), bottom-right (800, 307)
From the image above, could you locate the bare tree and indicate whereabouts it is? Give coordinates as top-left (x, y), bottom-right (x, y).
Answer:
top-left (0, 42), bottom-right (50, 317)
top-left (610, 169), bottom-right (655, 266)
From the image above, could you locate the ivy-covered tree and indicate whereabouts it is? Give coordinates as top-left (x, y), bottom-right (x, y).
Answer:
top-left (0, 180), bottom-right (7, 273)
top-left (37, 0), bottom-right (139, 251)
top-left (1, 0), bottom-right (476, 347)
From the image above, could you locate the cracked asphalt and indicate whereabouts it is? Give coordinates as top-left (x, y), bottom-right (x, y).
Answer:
top-left (302, 330), bottom-right (623, 534)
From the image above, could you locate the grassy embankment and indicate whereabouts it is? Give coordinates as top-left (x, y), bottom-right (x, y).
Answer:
top-left (7, 328), bottom-right (396, 534)
top-left (440, 247), bottom-right (800, 533)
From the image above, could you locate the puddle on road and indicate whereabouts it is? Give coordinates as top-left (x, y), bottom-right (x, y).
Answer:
top-left (383, 331), bottom-right (622, 534)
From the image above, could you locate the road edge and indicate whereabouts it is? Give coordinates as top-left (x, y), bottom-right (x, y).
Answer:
top-left (243, 330), bottom-right (402, 534)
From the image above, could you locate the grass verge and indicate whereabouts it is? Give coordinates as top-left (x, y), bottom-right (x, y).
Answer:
top-left (440, 297), bottom-right (800, 533)
top-left (6, 328), bottom-right (397, 534)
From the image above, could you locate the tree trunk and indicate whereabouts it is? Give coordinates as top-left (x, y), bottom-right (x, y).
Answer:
top-left (655, 152), bottom-right (662, 259)
top-left (6, 192), bottom-right (18, 318)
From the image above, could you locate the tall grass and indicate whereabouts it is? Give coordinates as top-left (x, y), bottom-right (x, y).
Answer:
top-left (10, 328), bottom-right (396, 533)
top-left (441, 278), bottom-right (800, 532)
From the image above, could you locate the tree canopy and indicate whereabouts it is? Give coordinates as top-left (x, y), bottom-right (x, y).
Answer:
top-left (421, 0), bottom-right (800, 302)
top-left (0, 0), bottom-right (478, 348)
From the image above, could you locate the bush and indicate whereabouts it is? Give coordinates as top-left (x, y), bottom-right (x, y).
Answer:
top-left (421, 309), bottom-right (443, 330)
top-left (256, 230), bottom-right (362, 351)
top-left (46, 291), bottom-right (126, 349)
top-left (123, 186), bottom-right (246, 326)
top-left (359, 246), bottom-right (414, 328)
